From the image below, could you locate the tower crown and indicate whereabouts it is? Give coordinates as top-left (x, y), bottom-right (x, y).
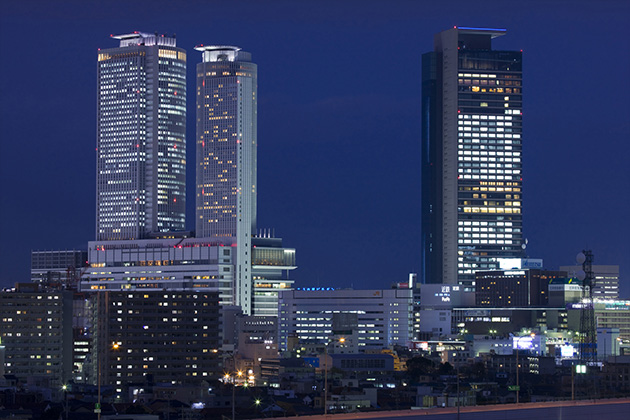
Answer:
top-left (111, 32), bottom-right (177, 48)
top-left (195, 45), bottom-right (251, 63)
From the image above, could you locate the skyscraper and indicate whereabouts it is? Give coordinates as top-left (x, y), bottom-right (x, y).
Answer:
top-left (96, 32), bottom-right (186, 240)
top-left (195, 46), bottom-right (257, 314)
top-left (422, 27), bottom-right (524, 286)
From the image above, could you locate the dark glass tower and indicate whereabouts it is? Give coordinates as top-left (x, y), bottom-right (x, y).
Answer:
top-left (422, 27), bottom-right (524, 286)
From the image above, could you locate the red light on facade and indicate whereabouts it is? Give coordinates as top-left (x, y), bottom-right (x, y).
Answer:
top-left (457, 109), bottom-right (461, 113)
top-left (231, 243), bottom-right (237, 247)
top-left (174, 91), bottom-right (177, 95)
top-left (173, 144), bottom-right (177, 149)
top-left (174, 198), bottom-right (177, 203)
top-left (136, 144), bottom-right (139, 148)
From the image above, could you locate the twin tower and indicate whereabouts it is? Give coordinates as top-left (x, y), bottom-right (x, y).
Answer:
top-left (96, 32), bottom-right (256, 245)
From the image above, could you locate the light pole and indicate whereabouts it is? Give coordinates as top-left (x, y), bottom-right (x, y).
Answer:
top-left (62, 384), bottom-right (68, 420)
top-left (227, 370), bottom-right (244, 420)
top-left (514, 334), bottom-right (534, 404)
top-left (438, 342), bottom-right (462, 417)
top-left (324, 336), bottom-right (345, 417)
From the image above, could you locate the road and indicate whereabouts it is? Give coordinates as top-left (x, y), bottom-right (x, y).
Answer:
top-left (268, 398), bottom-right (630, 420)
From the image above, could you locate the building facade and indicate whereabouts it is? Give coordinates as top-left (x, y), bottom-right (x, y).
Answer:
top-left (278, 288), bottom-right (413, 351)
top-left (31, 249), bottom-right (88, 288)
top-left (0, 284), bottom-right (74, 387)
top-left (195, 45), bottom-right (257, 314)
top-left (92, 291), bottom-right (221, 401)
top-left (422, 27), bottom-right (524, 286)
top-left (560, 264), bottom-right (620, 300)
top-left (475, 269), bottom-right (567, 307)
top-left (251, 236), bottom-right (296, 317)
top-left (80, 237), bottom-right (234, 304)
top-left (97, 32), bottom-right (187, 240)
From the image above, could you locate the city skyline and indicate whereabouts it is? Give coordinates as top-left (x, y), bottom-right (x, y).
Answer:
top-left (0, 1), bottom-right (628, 296)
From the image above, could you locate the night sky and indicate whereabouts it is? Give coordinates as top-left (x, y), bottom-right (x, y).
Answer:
top-left (1, 1), bottom-right (628, 296)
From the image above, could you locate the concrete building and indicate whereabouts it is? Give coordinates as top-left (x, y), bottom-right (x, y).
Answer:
top-left (560, 265), bottom-right (619, 300)
top-left (475, 269), bottom-right (567, 307)
top-left (92, 291), bottom-right (221, 401)
top-left (80, 235), bottom-right (295, 317)
top-left (593, 300), bottom-right (630, 342)
top-left (251, 235), bottom-right (296, 317)
top-left (80, 237), bottom-right (234, 303)
top-left (416, 283), bottom-right (475, 340)
top-left (0, 284), bottom-right (74, 387)
top-left (195, 45), bottom-right (257, 315)
top-left (278, 288), bottom-right (413, 351)
top-left (452, 307), bottom-right (570, 336)
top-left (30, 249), bottom-right (88, 288)
top-left (97, 32), bottom-right (187, 240)
top-left (422, 27), bottom-right (524, 286)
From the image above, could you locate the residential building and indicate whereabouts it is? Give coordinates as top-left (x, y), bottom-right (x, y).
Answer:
top-left (0, 284), bottom-right (74, 387)
top-left (195, 45), bottom-right (257, 314)
top-left (278, 288), bottom-right (413, 351)
top-left (97, 32), bottom-right (187, 240)
top-left (92, 290), bottom-right (221, 401)
top-left (421, 27), bottom-right (524, 286)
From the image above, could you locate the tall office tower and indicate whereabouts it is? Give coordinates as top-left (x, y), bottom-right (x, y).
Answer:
top-left (97, 32), bottom-right (186, 240)
top-left (195, 46), bottom-right (257, 314)
top-left (422, 27), bottom-right (524, 287)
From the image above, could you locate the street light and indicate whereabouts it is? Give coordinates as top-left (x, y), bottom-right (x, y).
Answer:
top-left (324, 336), bottom-right (346, 417)
top-left (514, 333), bottom-right (535, 404)
top-left (62, 384), bottom-right (68, 420)
top-left (438, 342), bottom-right (462, 420)
top-left (226, 369), bottom-right (244, 420)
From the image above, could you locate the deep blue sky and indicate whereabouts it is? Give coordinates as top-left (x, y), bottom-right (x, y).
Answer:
top-left (1, 1), bottom-right (628, 296)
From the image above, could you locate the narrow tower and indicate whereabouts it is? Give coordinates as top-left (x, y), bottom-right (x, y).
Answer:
top-left (195, 45), bottom-right (257, 314)
top-left (96, 32), bottom-right (187, 240)
top-left (422, 27), bottom-right (524, 286)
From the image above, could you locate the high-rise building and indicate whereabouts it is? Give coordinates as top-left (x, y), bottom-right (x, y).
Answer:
top-left (92, 290), bottom-right (221, 401)
top-left (0, 284), bottom-right (74, 387)
top-left (422, 27), bottom-right (524, 286)
top-left (195, 45), bottom-right (257, 314)
top-left (97, 32), bottom-right (187, 240)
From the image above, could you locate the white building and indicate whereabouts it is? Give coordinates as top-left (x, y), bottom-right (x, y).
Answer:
top-left (195, 45), bottom-right (257, 314)
top-left (278, 288), bottom-right (413, 351)
top-left (97, 32), bottom-right (187, 240)
top-left (80, 237), bottom-right (234, 305)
